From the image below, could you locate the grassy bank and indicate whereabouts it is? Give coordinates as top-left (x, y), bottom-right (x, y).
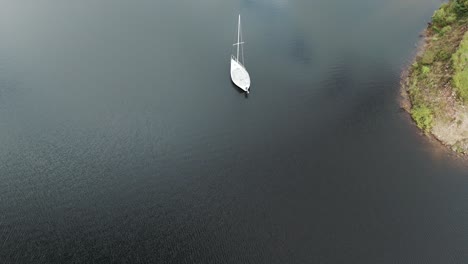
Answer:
top-left (402, 0), bottom-right (468, 154)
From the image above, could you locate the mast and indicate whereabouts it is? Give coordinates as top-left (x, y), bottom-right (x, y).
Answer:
top-left (237, 15), bottom-right (240, 63)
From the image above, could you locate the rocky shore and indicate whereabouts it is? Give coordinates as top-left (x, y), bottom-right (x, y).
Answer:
top-left (402, 0), bottom-right (468, 154)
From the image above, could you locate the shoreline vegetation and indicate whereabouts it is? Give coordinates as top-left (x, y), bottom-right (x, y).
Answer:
top-left (402, 0), bottom-right (468, 154)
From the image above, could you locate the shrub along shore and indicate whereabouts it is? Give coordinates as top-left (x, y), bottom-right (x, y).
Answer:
top-left (402, 0), bottom-right (468, 154)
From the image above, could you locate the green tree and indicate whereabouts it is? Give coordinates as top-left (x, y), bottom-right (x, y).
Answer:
top-left (411, 105), bottom-right (434, 132)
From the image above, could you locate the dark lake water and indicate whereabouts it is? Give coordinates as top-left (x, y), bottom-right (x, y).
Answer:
top-left (1, 0), bottom-right (467, 263)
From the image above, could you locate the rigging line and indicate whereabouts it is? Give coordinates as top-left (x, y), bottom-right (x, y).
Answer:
top-left (231, 17), bottom-right (237, 58)
top-left (240, 18), bottom-right (244, 65)
top-left (237, 15), bottom-right (240, 62)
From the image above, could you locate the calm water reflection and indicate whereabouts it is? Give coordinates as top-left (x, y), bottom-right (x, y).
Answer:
top-left (0, 0), bottom-right (467, 263)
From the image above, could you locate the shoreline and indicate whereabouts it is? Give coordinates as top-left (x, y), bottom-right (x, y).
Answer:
top-left (401, 0), bottom-right (468, 155)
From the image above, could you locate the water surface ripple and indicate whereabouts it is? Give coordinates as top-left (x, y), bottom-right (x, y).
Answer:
top-left (0, 0), bottom-right (467, 263)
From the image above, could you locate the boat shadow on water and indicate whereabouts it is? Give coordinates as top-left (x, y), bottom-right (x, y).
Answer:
top-left (230, 82), bottom-right (249, 98)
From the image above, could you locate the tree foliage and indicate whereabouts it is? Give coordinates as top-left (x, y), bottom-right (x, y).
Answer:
top-left (453, 0), bottom-right (468, 16)
top-left (411, 105), bottom-right (434, 132)
top-left (452, 32), bottom-right (468, 102)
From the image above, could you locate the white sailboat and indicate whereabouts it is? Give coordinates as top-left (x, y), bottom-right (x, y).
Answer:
top-left (230, 15), bottom-right (251, 93)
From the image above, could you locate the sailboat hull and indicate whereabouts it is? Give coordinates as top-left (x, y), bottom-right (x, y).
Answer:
top-left (230, 58), bottom-right (250, 92)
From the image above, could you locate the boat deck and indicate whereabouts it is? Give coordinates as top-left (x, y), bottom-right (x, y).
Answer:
top-left (230, 58), bottom-right (250, 91)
